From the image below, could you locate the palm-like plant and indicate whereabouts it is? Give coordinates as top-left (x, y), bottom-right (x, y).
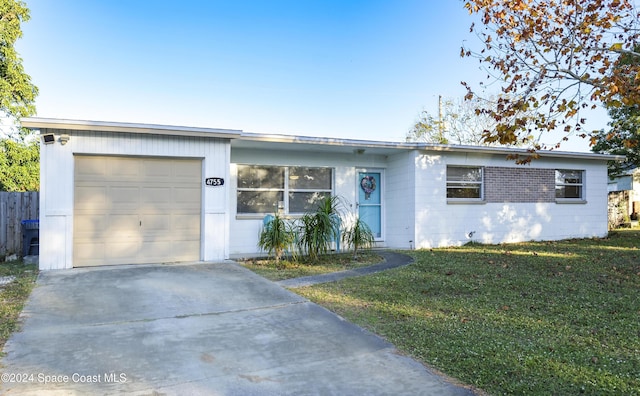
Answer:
top-left (258, 213), bottom-right (295, 261)
top-left (342, 216), bottom-right (375, 259)
top-left (296, 195), bottom-right (342, 261)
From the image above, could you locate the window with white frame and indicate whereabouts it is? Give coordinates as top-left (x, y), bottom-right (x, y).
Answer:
top-left (446, 166), bottom-right (483, 200)
top-left (555, 169), bottom-right (584, 199)
top-left (236, 165), bottom-right (333, 214)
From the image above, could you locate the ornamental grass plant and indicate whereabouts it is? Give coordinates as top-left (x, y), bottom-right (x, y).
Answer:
top-left (258, 196), bottom-right (376, 264)
top-left (342, 216), bottom-right (375, 259)
top-left (295, 196), bottom-right (342, 261)
top-left (257, 213), bottom-right (296, 262)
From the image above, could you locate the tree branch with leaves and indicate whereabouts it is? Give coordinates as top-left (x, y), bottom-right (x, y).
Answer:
top-left (461, 0), bottom-right (640, 162)
top-left (0, 0), bottom-right (37, 125)
top-left (0, 0), bottom-right (39, 192)
top-left (406, 95), bottom-right (533, 146)
top-left (591, 46), bottom-right (640, 177)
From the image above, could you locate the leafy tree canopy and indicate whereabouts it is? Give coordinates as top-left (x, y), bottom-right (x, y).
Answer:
top-left (0, 0), bottom-right (37, 125)
top-left (462, 0), bottom-right (640, 162)
top-left (591, 46), bottom-right (640, 177)
top-left (591, 104), bottom-right (640, 177)
top-left (0, 137), bottom-right (38, 191)
top-left (406, 95), bottom-right (532, 147)
top-left (0, 0), bottom-right (39, 191)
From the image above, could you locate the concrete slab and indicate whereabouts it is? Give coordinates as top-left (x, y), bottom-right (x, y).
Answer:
top-left (277, 251), bottom-right (414, 288)
top-left (0, 262), bottom-right (476, 395)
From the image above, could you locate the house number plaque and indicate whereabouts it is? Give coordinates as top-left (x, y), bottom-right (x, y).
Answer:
top-left (205, 177), bottom-right (224, 186)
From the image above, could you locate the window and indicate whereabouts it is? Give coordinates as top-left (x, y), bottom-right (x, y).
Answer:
top-left (447, 166), bottom-right (483, 200)
top-left (288, 166), bottom-right (332, 213)
top-left (555, 169), bottom-right (584, 199)
top-left (237, 165), bottom-right (332, 214)
top-left (237, 166), bottom-right (284, 214)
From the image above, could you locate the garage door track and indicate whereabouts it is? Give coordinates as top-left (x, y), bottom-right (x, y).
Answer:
top-left (1, 262), bottom-right (474, 395)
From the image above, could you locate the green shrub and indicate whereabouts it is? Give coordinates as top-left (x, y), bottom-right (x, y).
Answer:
top-left (296, 196), bottom-right (342, 262)
top-left (258, 213), bottom-right (296, 261)
top-left (342, 216), bottom-right (375, 258)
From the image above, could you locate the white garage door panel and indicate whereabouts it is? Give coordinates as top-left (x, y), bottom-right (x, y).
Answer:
top-left (74, 156), bottom-right (202, 267)
top-left (140, 188), bottom-right (171, 208)
top-left (111, 158), bottom-right (142, 179)
top-left (174, 188), bottom-right (201, 207)
top-left (75, 156), bottom-right (108, 178)
top-left (106, 239), bottom-right (140, 259)
top-left (141, 214), bottom-right (170, 231)
top-left (173, 214), bottom-right (201, 232)
top-left (111, 187), bottom-right (140, 207)
top-left (110, 215), bottom-right (141, 234)
top-left (143, 159), bottom-right (171, 175)
top-left (74, 242), bottom-right (105, 263)
top-left (75, 186), bottom-right (110, 211)
top-left (74, 214), bottom-right (108, 237)
top-left (142, 241), bottom-right (200, 261)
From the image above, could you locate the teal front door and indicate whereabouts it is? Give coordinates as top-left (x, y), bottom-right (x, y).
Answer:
top-left (357, 171), bottom-right (382, 239)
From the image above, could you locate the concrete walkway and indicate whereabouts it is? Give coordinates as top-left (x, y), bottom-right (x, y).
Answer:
top-left (277, 251), bottom-right (414, 288)
top-left (1, 260), bottom-right (475, 395)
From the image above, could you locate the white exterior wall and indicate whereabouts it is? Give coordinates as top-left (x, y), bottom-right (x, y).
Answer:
top-left (36, 119), bottom-right (612, 268)
top-left (385, 151), bottom-right (415, 249)
top-left (39, 130), bottom-right (230, 270)
top-left (412, 151), bottom-right (609, 248)
top-left (228, 148), bottom-right (388, 257)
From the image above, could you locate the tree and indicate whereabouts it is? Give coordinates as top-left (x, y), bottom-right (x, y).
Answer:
top-left (0, 0), bottom-right (38, 128)
top-left (461, 0), bottom-right (640, 161)
top-left (0, 137), bottom-right (38, 191)
top-left (591, 46), bottom-right (640, 177)
top-left (591, 104), bottom-right (640, 177)
top-left (406, 95), bottom-right (531, 146)
top-left (0, 0), bottom-right (39, 191)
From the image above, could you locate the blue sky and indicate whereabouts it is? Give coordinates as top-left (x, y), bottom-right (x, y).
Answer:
top-left (16, 0), bottom-right (603, 151)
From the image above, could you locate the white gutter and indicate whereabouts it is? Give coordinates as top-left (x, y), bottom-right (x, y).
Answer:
top-left (416, 142), bottom-right (625, 161)
top-left (21, 117), bottom-right (243, 139)
top-left (20, 117), bottom-right (623, 161)
top-left (238, 131), bottom-right (416, 150)
top-left (240, 131), bottom-right (623, 161)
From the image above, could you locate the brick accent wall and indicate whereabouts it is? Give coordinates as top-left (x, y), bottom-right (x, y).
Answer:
top-left (484, 167), bottom-right (555, 203)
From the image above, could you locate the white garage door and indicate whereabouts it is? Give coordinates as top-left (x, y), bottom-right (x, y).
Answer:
top-left (74, 156), bottom-right (202, 267)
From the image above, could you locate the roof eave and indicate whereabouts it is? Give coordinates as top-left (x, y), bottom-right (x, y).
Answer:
top-left (416, 143), bottom-right (625, 161)
top-left (239, 131), bottom-right (623, 161)
top-left (20, 117), bottom-right (243, 139)
top-left (237, 131), bottom-right (416, 150)
top-left (20, 118), bottom-right (625, 161)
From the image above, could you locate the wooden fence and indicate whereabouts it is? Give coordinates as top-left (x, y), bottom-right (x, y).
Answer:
top-left (0, 192), bottom-right (39, 258)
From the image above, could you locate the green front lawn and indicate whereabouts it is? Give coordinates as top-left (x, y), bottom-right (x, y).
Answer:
top-left (292, 231), bottom-right (640, 395)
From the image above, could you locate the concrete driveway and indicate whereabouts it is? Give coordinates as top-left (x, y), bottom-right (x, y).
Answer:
top-left (1, 261), bottom-right (474, 395)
